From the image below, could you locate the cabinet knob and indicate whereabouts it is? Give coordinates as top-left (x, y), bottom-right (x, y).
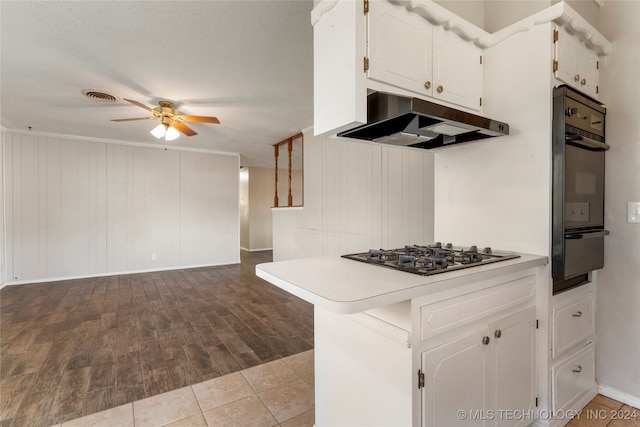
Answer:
top-left (482, 336), bottom-right (490, 345)
top-left (425, 81), bottom-right (431, 89)
top-left (574, 74), bottom-right (580, 82)
top-left (572, 311), bottom-right (583, 318)
top-left (437, 85), bottom-right (444, 93)
top-left (494, 330), bottom-right (502, 339)
top-left (581, 78), bottom-right (587, 86)
top-left (572, 365), bottom-right (583, 373)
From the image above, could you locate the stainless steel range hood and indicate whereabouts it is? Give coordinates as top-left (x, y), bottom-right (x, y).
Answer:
top-left (337, 92), bottom-right (509, 149)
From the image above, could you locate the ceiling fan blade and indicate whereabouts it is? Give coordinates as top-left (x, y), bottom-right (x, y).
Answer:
top-left (172, 121), bottom-right (197, 136)
top-left (110, 117), bottom-right (156, 122)
top-left (177, 115), bottom-right (220, 124)
top-left (123, 98), bottom-right (154, 112)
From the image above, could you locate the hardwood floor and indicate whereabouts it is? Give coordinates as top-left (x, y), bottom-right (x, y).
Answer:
top-left (0, 251), bottom-right (314, 427)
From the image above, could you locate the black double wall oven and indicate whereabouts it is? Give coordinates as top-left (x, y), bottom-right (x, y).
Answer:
top-left (552, 86), bottom-right (609, 294)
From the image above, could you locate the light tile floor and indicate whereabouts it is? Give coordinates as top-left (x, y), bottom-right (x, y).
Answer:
top-left (47, 350), bottom-right (315, 427)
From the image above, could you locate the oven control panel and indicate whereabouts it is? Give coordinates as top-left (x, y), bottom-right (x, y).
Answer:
top-left (564, 98), bottom-right (605, 137)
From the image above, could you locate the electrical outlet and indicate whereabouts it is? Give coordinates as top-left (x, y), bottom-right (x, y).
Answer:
top-left (151, 253), bottom-right (157, 260)
top-left (628, 202), bottom-right (640, 223)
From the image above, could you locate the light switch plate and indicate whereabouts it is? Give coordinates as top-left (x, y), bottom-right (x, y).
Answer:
top-left (628, 202), bottom-right (640, 223)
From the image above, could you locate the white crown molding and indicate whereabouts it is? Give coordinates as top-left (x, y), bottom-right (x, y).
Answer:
top-left (2, 127), bottom-right (241, 157)
top-left (390, 0), bottom-right (490, 44)
top-left (550, 2), bottom-right (611, 55)
top-left (311, 0), bottom-right (611, 55)
top-left (310, 0), bottom-right (340, 26)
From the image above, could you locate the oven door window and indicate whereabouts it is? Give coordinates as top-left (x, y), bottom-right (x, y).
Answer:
top-left (564, 145), bottom-right (605, 229)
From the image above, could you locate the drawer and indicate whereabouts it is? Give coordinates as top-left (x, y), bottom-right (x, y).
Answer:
top-left (553, 294), bottom-right (595, 358)
top-left (420, 274), bottom-right (535, 340)
top-left (552, 343), bottom-right (595, 412)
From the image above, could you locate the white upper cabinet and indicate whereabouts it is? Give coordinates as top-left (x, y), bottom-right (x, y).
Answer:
top-left (367, 1), bottom-right (433, 97)
top-left (367, 1), bottom-right (482, 111)
top-left (432, 28), bottom-right (483, 110)
top-left (311, 0), bottom-right (611, 137)
top-left (554, 26), bottom-right (600, 99)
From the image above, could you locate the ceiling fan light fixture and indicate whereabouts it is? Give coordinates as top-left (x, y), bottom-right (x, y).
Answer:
top-left (165, 126), bottom-right (180, 141)
top-left (150, 123), bottom-right (181, 141)
top-left (150, 124), bottom-right (167, 139)
top-left (114, 99), bottom-right (218, 139)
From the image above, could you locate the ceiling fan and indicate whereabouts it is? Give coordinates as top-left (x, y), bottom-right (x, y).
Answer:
top-left (111, 99), bottom-right (220, 140)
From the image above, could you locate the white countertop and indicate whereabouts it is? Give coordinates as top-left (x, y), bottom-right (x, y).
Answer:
top-left (256, 254), bottom-right (548, 314)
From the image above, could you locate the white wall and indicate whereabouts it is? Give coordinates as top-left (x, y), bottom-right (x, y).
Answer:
top-left (3, 131), bottom-right (240, 284)
top-left (240, 167), bottom-right (250, 250)
top-left (595, 0), bottom-right (640, 401)
top-left (484, 1), bottom-right (552, 33)
top-left (433, 0), bottom-right (485, 29)
top-left (447, 0), bottom-right (598, 34)
top-left (273, 127), bottom-right (434, 261)
top-left (0, 130), bottom-right (5, 285)
top-left (434, 23), bottom-right (553, 256)
top-left (250, 167), bottom-right (279, 251)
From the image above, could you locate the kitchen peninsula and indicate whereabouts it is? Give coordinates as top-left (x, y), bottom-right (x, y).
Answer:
top-left (256, 253), bottom-right (547, 426)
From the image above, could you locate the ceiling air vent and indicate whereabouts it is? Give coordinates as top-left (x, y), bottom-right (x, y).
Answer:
top-left (82, 89), bottom-right (120, 102)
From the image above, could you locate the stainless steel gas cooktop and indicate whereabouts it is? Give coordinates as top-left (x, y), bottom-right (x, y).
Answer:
top-left (342, 243), bottom-right (520, 276)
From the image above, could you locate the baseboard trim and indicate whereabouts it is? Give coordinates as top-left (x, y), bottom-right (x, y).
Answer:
top-left (598, 383), bottom-right (640, 409)
top-left (240, 247), bottom-right (273, 253)
top-left (1, 260), bottom-right (241, 287)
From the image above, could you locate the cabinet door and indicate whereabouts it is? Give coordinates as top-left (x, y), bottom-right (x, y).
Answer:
top-left (432, 27), bottom-right (483, 111)
top-left (367, 0), bottom-right (432, 96)
top-left (422, 328), bottom-right (491, 427)
top-left (554, 26), bottom-right (599, 99)
top-left (489, 307), bottom-right (537, 427)
top-left (575, 47), bottom-right (598, 97)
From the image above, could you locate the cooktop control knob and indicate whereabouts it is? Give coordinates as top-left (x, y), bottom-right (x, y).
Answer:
top-left (469, 245), bottom-right (478, 252)
top-left (445, 243), bottom-right (453, 249)
top-left (483, 247), bottom-right (492, 254)
top-left (566, 107), bottom-right (578, 117)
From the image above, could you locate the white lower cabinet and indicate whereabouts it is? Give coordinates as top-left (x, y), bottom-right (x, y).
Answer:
top-left (422, 326), bottom-right (490, 427)
top-left (310, 266), bottom-right (544, 426)
top-left (549, 288), bottom-right (597, 422)
top-left (490, 308), bottom-right (538, 427)
top-left (421, 306), bottom-right (537, 427)
top-left (552, 294), bottom-right (595, 358)
top-left (552, 343), bottom-right (596, 413)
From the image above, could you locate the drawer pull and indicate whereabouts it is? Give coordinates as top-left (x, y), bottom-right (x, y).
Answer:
top-left (572, 365), bottom-right (583, 373)
top-left (494, 330), bottom-right (502, 339)
top-left (572, 311), bottom-right (583, 318)
top-left (482, 336), bottom-right (490, 345)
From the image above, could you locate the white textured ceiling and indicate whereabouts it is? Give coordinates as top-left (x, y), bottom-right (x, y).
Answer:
top-left (0, 0), bottom-right (314, 168)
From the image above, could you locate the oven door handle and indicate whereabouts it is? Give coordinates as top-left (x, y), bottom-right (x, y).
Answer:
top-left (565, 230), bottom-right (610, 240)
top-left (565, 135), bottom-right (610, 151)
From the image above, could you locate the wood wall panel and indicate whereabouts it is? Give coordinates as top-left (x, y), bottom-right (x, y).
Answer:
top-left (3, 132), bottom-right (239, 284)
top-left (273, 129), bottom-right (434, 261)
